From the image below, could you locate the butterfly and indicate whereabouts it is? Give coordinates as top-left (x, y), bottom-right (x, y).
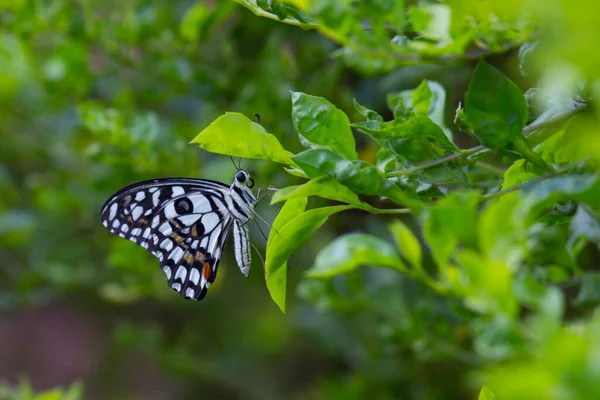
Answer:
top-left (101, 169), bottom-right (258, 301)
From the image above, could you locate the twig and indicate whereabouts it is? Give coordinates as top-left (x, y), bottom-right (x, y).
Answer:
top-left (481, 161), bottom-right (583, 201)
top-left (385, 101), bottom-right (587, 177)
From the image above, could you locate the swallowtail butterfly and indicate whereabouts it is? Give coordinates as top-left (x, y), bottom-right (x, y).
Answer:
top-left (101, 170), bottom-right (257, 300)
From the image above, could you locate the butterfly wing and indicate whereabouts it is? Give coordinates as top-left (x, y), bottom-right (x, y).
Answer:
top-left (101, 178), bottom-right (233, 300)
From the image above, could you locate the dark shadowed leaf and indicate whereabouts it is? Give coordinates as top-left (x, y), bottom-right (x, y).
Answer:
top-left (292, 148), bottom-right (422, 209)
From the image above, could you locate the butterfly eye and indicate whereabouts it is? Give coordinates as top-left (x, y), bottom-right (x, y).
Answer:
top-left (236, 171), bottom-right (246, 183)
top-left (247, 178), bottom-right (255, 188)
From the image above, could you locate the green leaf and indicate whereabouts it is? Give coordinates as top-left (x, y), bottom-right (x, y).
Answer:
top-left (306, 233), bottom-right (406, 278)
top-left (265, 197), bottom-right (307, 313)
top-left (291, 92), bottom-right (358, 159)
top-left (464, 59), bottom-right (553, 171)
top-left (412, 79), bottom-right (433, 116)
top-left (464, 59), bottom-right (528, 149)
top-left (478, 386), bottom-right (496, 400)
top-left (389, 220), bottom-right (423, 273)
top-left (408, 4), bottom-right (451, 42)
top-left (265, 205), bottom-right (353, 308)
top-left (353, 117), bottom-right (457, 151)
top-left (271, 176), bottom-right (378, 212)
top-left (266, 264), bottom-right (287, 313)
top-left (292, 148), bottom-right (421, 209)
top-left (190, 112), bottom-right (295, 165)
top-left (422, 191), bottom-right (480, 268)
top-left (501, 159), bottom-right (541, 190)
top-left (575, 272), bottom-right (600, 306)
top-left (352, 98), bottom-right (383, 124)
top-left (518, 175), bottom-right (600, 222)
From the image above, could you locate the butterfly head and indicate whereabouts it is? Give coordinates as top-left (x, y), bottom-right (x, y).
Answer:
top-left (234, 169), bottom-right (255, 189)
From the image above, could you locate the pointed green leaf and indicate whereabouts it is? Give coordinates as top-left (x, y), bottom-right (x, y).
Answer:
top-left (389, 220), bottom-right (423, 272)
top-left (412, 79), bottom-right (433, 116)
top-left (464, 59), bottom-right (528, 149)
top-left (271, 176), bottom-right (378, 212)
top-left (353, 116), bottom-right (457, 151)
top-left (266, 205), bottom-right (353, 276)
top-left (306, 233), bottom-right (406, 278)
top-left (265, 204), bottom-right (353, 310)
top-left (265, 197), bottom-right (307, 313)
top-left (478, 386), bottom-right (496, 400)
top-left (190, 112), bottom-right (295, 165)
top-left (291, 92), bottom-right (358, 159)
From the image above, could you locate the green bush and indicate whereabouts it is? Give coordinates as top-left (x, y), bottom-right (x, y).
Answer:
top-left (1, 0), bottom-right (599, 398)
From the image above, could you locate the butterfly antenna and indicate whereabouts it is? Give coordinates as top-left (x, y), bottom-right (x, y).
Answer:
top-left (237, 157), bottom-right (242, 170)
top-left (249, 241), bottom-right (266, 272)
top-left (230, 156), bottom-right (240, 171)
top-left (253, 221), bottom-right (269, 243)
top-left (253, 211), bottom-right (279, 236)
top-left (255, 113), bottom-right (261, 124)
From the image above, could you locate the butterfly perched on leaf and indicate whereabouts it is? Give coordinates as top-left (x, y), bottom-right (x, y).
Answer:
top-left (101, 169), bottom-right (258, 300)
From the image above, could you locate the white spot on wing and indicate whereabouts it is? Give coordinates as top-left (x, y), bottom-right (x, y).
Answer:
top-left (178, 214), bottom-right (201, 227)
top-left (152, 190), bottom-right (161, 207)
top-left (202, 213), bottom-right (219, 231)
top-left (109, 203), bottom-right (118, 220)
top-left (171, 186), bottom-right (184, 197)
top-left (143, 227), bottom-right (151, 239)
top-left (121, 225), bottom-right (129, 233)
top-left (160, 238), bottom-right (173, 251)
top-left (159, 222), bottom-right (172, 236)
top-left (135, 192), bottom-right (146, 201)
top-left (112, 220), bottom-right (120, 229)
top-left (149, 187), bottom-right (158, 193)
top-left (175, 265), bottom-right (187, 282)
top-left (152, 215), bottom-right (160, 228)
top-left (172, 283), bottom-right (181, 292)
top-left (131, 228), bottom-right (141, 236)
top-left (185, 288), bottom-right (195, 298)
top-left (163, 266), bottom-right (171, 279)
top-left (189, 268), bottom-right (200, 285)
top-left (164, 203), bottom-right (177, 219)
top-left (168, 247), bottom-right (184, 263)
top-left (132, 206), bottom-right (144, 221)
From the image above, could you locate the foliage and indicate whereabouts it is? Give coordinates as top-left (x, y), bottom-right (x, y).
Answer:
top-left (2, 0), bottom-right (600, 399)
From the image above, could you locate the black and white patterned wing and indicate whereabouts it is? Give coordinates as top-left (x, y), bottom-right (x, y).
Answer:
top-left (101, 178), bottom-right (233, 300)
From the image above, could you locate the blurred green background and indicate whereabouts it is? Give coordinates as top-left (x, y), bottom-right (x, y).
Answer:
top-left (1, 1), bottom-right (600, 399)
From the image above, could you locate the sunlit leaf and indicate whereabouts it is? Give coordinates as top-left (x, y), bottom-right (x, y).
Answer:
top-left (271, 176), bottom-right (378, 212)
top-left (306, 233), bottom-right (406, 278)
top-left (266, 204), bottom-right (353, 310)
top-left (478, 385), bottom-right (496, 400)
top-left (388, 220), bottom-right (423, 272)
top-left (190, 112), bottom-right (295, 165)
top-left (265, 197), bottom-right (307, 313)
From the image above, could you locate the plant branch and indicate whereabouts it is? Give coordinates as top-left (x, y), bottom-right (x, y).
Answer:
top-left (385, 101), bottom-right (587, 177)
top-left (481, 161), bottom-right (583, 201)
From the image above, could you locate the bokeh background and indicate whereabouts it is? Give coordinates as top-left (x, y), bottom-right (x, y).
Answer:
top-left (1, 1), bottom-right (599, 399)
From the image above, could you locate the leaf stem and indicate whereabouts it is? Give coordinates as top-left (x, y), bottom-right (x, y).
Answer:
top-left (481, 161), bottom-right (583, 201)
top-left (371, 208), bottom-right (412, 215)
top-left (385, 101), bottom-right (587, 177)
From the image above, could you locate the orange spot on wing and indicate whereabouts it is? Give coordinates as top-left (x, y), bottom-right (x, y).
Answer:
top-left (203, 262), bottom-right (211, 281)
